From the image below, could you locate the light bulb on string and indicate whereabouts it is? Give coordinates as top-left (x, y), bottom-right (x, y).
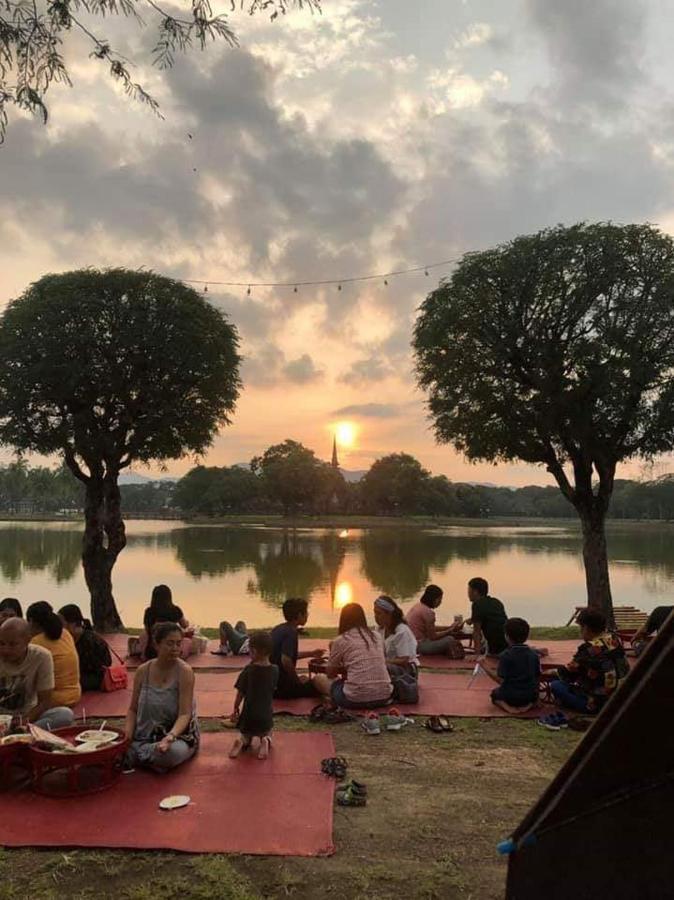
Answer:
top-left (247, 286), bottom-right (251, 296)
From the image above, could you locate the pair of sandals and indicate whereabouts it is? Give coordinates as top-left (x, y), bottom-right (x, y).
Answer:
top-left (336, 780), bottom-right (367, 807)
top-left (310, 704), bottom-right (356, 725)
top-left (425, 716), bottom-right (454, 733)
top-left (321, 756), bottom-right (348, 779)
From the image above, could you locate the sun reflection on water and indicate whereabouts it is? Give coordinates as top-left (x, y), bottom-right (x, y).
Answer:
top-left (334, 581), bottom-right (353, 609)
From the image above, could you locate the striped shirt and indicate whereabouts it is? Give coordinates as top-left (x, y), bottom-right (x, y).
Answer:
top-left (328, 629), bottom-right (392, 703)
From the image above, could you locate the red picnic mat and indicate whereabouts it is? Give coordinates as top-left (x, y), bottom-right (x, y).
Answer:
top-left (105, 634), bottom-right (331, 670)
top-left (73, 670), bottom-right (544, 719)
top-left (0, 732), bottom-right (335, 857)
top-left (109, 635), bottom-right (582, 672)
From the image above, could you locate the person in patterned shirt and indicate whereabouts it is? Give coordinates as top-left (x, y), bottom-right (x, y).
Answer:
top-left (550, 608), bottom-right (629, 715)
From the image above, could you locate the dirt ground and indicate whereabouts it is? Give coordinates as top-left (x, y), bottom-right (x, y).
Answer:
top-left (0, 717), bottom-right (579, 900)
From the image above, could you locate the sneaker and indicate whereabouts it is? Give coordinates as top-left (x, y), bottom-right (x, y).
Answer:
top-left (336, 784), bottom-right (367, 807)
top-left (537, 712), bottom-right (568, 731)
top-left (382, 713), bottom-right (411, 732)
top-left (360, 714), bottom-right (381, 736)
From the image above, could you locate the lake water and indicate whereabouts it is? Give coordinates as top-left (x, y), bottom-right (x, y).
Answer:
top-left (0, 520), bottom-right (672, 629)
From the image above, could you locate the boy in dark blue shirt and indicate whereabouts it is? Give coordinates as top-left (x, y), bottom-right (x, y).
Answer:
top-left (490, 617), bottom-right (540, 714)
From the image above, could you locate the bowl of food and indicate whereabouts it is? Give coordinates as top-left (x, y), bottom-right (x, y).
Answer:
top-left (29, 726), bottom-right (129, 797)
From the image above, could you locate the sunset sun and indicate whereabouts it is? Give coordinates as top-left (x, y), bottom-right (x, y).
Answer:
top-left (334, 421), bottom-right (358, 449)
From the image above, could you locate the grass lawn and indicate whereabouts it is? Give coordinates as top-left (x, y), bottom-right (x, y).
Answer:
top-left (0, 717), bottom-right (580, 900)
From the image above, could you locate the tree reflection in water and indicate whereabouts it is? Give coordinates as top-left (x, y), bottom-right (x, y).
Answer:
top-left (0, 525), bottom-right (81, 584)
top-left (2, 523), bottom-right (673, 615)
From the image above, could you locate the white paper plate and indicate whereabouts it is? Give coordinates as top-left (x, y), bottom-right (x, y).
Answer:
top-left (159, 794), bottom-right (191, 810)
top-left (75, 730), bottom-right (118, 745)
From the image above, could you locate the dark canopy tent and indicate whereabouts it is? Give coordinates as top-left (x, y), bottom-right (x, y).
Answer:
top-left (506, 612), bottom-right (674, 900)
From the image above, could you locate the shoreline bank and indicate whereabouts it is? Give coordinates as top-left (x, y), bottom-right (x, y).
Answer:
top-left (1, 513), bottom-right (673, 530)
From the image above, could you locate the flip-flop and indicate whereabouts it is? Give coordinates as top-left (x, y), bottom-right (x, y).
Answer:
top-left (321, 756), bottom-right (348, 779)
top-left (323, 708), bottom-right (356, 725)
top-left (309, 704), bottom-right (327, 722)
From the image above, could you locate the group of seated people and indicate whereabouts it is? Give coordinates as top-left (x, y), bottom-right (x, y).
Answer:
top-left (0, 596), bottom-right (112, 732)
top-left (2, 584), bottom-right (669, 775)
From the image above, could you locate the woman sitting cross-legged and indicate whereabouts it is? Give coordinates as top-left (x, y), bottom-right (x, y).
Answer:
top-left (58, 604), bottom-right (112, 692)
top-left (406, 585), bottom-right (465, 659)
top-left (313, 603), bottom-right (392, 710)
top-left (124, 622), bottom-right (200, 772)
top-left (373, 595), bottom-right (419, 679)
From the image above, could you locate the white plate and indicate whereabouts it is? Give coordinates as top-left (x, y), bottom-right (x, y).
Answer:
top-left (159, 794), bottom-right (191, 810)
top-left (75, 730), bottom-right (118, 745)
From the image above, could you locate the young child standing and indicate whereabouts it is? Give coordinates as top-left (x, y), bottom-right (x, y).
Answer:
top-left (229, 631), bottom-right (278, 760)
top-left (490, 617), bottom-right (540, 714)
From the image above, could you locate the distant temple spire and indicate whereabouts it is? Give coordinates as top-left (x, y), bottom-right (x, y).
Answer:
top-left (331, 436), bottom-right (340, 469)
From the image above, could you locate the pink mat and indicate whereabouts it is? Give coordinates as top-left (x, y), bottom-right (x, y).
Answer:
top-left (107, 634), bottom-right (582, 672)
top-left (74, 670), bottom-right (544, 719)
top-left (106, 634), bottom-right (330, 670)
top-left (0, 732), bottom-right (335, 856)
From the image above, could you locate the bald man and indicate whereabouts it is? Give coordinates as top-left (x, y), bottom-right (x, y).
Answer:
top-left (0, 617), bottom-right (74, 730)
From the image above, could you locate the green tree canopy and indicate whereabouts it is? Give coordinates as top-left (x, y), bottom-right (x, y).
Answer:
top-left (172, 464), bottom-right (259, 516)
top-left (359, 453), bottom-right (433, 516)
top-left (414, 222), bottom-right (674, 617)
top-left (0, 268), bottom-right (241, 629)
top-left (250, 439), bottom-right (341, 516)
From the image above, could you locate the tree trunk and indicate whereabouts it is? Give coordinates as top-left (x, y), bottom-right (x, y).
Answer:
top-left (578, 504), bottom-right (613, 624)
top-left (82, 473), bottom-right (126, 632)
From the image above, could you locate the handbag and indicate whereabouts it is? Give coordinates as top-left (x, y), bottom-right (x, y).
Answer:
top-left (102, 644), bottom-right (128, 692)
top-left (391, 670), bottom-right (419, 704)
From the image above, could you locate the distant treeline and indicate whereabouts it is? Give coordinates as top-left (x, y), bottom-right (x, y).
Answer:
top-left (2, 447), bottom-right (674, 521)
top-left (0, 460), bottom-right (173, 515)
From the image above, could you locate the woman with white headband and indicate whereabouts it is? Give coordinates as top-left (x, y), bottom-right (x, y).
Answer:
top-left (373, 595), bottom-right (419, 677)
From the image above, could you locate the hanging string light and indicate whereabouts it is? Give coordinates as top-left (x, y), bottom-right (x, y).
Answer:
top-left (184, 256), bottom-right (458, 294)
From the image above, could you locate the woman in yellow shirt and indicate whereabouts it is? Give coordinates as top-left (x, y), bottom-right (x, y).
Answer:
top-left (27, 601), bottom-right (81, 708)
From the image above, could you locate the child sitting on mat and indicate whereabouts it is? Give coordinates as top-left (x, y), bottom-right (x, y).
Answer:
top-left (490, 617), bottom-right (540, 714)
top-left (229, 630), bottom-right (278, 760)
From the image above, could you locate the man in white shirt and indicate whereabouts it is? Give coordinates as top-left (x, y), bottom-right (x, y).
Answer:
top-left (0, 618), bottom-right (74, 729)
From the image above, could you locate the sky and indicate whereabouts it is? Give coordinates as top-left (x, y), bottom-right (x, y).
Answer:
top-left (2, 0), bottom-right (674, 485)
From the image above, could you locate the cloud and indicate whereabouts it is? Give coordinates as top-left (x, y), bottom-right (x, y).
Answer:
top-left (332, 403), bottom-right (401, 419)
top-left (525, 0), bottom-right (646, 108)
top-left (242, 345), bottom-right (323, 387)
top-left (338, 356), bottom-right (394, 387)
top-left (241, 343), bottom-right (286, 388)
top-left (282, 354), bottom-right (324, 384)
top-left (2, 0), bottom-right (674, 489)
